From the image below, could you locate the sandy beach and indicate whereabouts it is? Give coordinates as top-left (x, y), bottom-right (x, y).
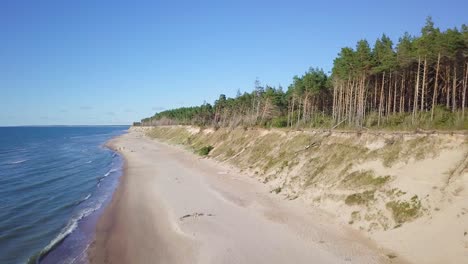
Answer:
top-left (89, 130), bottom-right (402, 264)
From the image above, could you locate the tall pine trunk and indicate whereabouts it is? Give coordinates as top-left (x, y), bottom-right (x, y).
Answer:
top-left (412, 57), bottom-right (421, 125)
top-left (462, 63), bottom-right (467, 121)
top-left (421, 57), bottom-right (427, 111)
top-left (452, 66), bottom-right (457, 112)
top-left (431, 53), bottom-right (441, 121)
top-left (378, 72), bottom-right (385, 126)
top-left (446, 66), bottom-right (451, 109)
top-left (393, 75), bottom-right (397, 114)
top-left (332, 84), bottom-right (337, 122)
top-left (387, 72), bottom-right (392, 120)
top-left (400, 72), bottom-right (405, 113)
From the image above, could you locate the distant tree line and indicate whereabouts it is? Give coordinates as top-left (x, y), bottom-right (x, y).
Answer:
top-left (142, 18), bottom-right (468, 129)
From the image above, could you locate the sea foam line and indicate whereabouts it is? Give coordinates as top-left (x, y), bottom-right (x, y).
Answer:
top-left (8, 159), bottom-right (27, 164)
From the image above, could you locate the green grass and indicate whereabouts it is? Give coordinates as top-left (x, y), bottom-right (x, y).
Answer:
top-left (360, 107), bottom-right (468, 131)
top-left (386, 195), bottom-right (422, 223)
top-left (283, 134), bottom-right (315, 153)
top-left (341, 170), bottom-right (390, 188)
top-left (247, 133), bottom-right (282, 162)
top-left (147, 127), bottom-right (193, 144)
top-left (385, 188), bottom-right (407, 197)
top-left (345, 190), bottom-right (375, 205)
top-left (370, 135), bottom-right (440, 167)
top-left (326, 142), bottom-right (369, 167)
top-left (374, 138), bottom-right (404, 167)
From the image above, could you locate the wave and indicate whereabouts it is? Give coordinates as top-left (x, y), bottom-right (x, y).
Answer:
top-left (29, 204), bottom-right (102, 264)
top-left (97, 167), bottom-right (119, 186)
top-left (30, 149), bottom-right (122, 263)
top-left (85, 160), bottom-right (93, 164)
top-left (103, 168), bottom-right (118, 177)
top-left (71, 193), bottom-right (92, 207)
top-left (78, 194), bottom-right (92, 205)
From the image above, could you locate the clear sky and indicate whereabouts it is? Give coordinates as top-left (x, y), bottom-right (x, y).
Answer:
top-left (1, 0), bottom-right (466, 125)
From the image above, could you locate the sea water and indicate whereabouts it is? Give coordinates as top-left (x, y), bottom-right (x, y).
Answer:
top-left (0, 126), bottom-right (128, 263)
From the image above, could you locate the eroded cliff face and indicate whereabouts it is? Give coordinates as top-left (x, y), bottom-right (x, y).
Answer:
top-left (134, 125), bottom-right (468, 263)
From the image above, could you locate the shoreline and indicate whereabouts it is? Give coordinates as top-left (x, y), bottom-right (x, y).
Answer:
top-left (88, 133), bottom-right (194, 263)
top-left (88, 139), bottom-right (129, 263)
top-left (39, 143), bottom-right (125, 264)
top-left (87, 138), bottom-right (126, 263)
top-left (88, 130), bottom-right (403, 264)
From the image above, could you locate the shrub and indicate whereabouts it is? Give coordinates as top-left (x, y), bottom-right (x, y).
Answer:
top-left (431, 105), bottom-right (455, 128)
top-left (270, 117), bottom-right (288, 128)
top-left (386, 113), bottom-right (406, 127)
top-left (309, 114), bottom-right (334, 128)
top-left (198, 145), bottom-right (214, 156)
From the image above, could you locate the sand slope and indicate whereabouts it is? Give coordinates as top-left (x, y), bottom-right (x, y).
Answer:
top-left (89, 130), bottom-right (399, 264)
top-left (139, 125), bottom-right (468, 264)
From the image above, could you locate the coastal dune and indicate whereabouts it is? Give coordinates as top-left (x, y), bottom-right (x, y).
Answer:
top-left (139, 125), bottom-right (468, 264)
top-left (89, 130), bottom-right (397, 263)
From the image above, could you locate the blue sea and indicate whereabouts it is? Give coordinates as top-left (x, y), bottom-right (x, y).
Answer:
top-left (0, 126), bottom-right (128, 264)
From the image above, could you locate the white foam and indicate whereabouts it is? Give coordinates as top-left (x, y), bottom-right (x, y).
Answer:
top-left (9, 159), bottom-right (27, 164)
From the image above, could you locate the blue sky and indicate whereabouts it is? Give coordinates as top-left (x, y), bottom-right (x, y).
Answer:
top-left (1, 0), bottom-right (466, 125)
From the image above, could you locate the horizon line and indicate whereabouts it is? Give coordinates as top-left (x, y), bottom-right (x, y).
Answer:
top-left (0, 124), bottom-right (131, 128)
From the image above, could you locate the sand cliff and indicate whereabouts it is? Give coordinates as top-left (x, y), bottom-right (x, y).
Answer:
top-left (137, 125), bottom-right (468, 264)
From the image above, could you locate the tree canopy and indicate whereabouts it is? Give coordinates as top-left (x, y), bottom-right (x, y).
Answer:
top-left (142, 18), bottom-right (468, 130)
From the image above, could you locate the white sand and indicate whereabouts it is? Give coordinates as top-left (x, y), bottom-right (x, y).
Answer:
top-left (90, 130), bottom-right (402, 264)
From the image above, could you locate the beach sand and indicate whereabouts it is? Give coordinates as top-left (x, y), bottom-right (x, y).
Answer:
top-left (89, 130), bottom-right (402, 264)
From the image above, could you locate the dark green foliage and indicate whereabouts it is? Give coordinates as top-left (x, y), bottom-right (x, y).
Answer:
top-left (198, 146), bottom-right (214, 156)
top-left (372, 34), bottom-right (397, 73)
top-left (396, 32), bottom-right (415, 67)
